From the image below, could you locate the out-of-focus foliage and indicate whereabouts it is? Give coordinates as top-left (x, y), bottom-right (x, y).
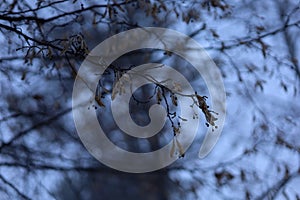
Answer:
top-left (0, 0), bottom-right (300, 199)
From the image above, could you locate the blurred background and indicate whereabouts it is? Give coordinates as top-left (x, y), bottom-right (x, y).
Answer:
top-left (0, 0), bottom-right (300, 199)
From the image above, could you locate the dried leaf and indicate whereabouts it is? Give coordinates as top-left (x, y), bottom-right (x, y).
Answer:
top-left (21, 71), bottom-right (26, 80)
top-left (172, 82), bottom-right (182, 92)
top-left (175, 138), bottom-right (184, 157)
top-left (280, 82), bottom-right (288, 92)
top-left (256, 26), bottom-right (265, 32)
top-left (258, 39), bottom-right (268, 58)
top-left (156, 88), bottom-right (162, 103)
top-left (254, 80), bottom-right (265, 91)
top-left (32, 94), bottom-right (44, 101)
top-left (111, 87), bottom-right (118, 100)
top-left (170, 139), bottom-right (176, 157)
top-left (211, 29), bottom-right (219, 38)
top-left (95, 95), bottom-right (105, 107)
top-left (178, 116), bottom-right (187, 121)
top-left (171, 95), bottom-right (178, 106)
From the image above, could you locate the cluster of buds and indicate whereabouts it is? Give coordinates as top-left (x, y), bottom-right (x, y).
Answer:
top-left (61, 34), bottom-right (89, 57)
top-left (195, 92), bottom-right (218, 130)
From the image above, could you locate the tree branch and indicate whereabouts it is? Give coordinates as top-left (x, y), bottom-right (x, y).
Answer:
top-left (0, 107), bottom-right (72, 151)
top-left (0, 174), bottom-right (31, 200)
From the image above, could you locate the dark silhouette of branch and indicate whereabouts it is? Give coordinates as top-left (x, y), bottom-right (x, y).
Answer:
top-left (255, 171), bottom-right (300, 200)
top-left (1, 0), bottom-right (300, 199)
top-left (0, 174), bottom-right (31, 200)
top-left (0, 23), bottom-right (63, 51)
top-left (0, 0), bottom-right (136, 23)
top-left (0, 107), bottom-right (72, 151)
top-left (207, 19), bottom-right (300, 51)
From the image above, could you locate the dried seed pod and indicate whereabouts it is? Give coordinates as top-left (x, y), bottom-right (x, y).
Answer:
top-left (196, 95), bottom-right (207, 109)
top-left (111, 86), bottom-right (118, 100)
top-left (171, 94), bottom-right (178, 106)
top-left (170, 139), bottom-right (176, 158)
top-left (175, 137), bottom-right (185, 158)
top-left (95, 95), bottom-right (105, 107)
top-left (156, 88), bottom-right (162, 103)
top-left (178, 116), bottom-right (187, 121)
